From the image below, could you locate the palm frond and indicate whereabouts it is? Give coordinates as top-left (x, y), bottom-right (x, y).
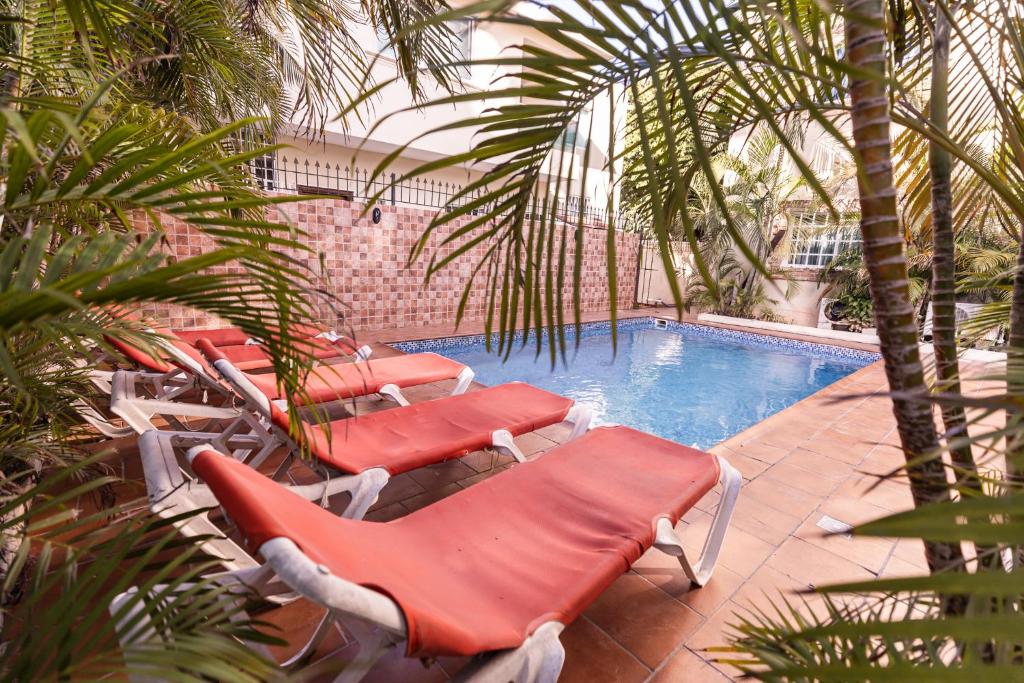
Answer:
top-left (0, 453), bottom-right (280, 681)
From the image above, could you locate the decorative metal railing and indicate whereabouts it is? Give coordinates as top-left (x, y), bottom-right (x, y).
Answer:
top-left (252, 154), bottom-right (625, 229)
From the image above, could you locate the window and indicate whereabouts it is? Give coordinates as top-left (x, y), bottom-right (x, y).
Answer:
top-left (251, 152), bottom-right (276, 191)
top-left (557, 104), bottom-right (592, 150)
top-left (375, 30), bottom-right (394, 56)
top-left (784, 212), bottom-right (860, 267)
top-left (810, 142), bottom-right (842, 180)
top-left (378, 20), bottom-right (471, 66)
top-left (450, 18), bottom-right (473, 62)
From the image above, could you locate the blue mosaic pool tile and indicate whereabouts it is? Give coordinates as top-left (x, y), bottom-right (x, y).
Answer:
top-left (391, 317), bottom-right (881, 363)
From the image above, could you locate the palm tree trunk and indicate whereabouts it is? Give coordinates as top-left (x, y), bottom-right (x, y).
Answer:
top-left (929, 9), bottom-right (982, 497)
top-left (845, 0), bottom-right (964, 577)
top-left (999, 231), bottom-right (1024, 501)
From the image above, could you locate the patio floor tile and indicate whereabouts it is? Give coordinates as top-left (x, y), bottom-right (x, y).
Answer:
top-left (833, 474), bottom-right (915, 512)
top-left (730, 565), bottom-right (811, 613)
top-left (793, 514), bottom-right (895, 575)
top-left (630, 548), bottom-right (746, 614)
top-left (766, 537), bottom-right (875, 588)
top-left (459, 448), bottom-right (512, 473)
top-left (370, 472), bottom-right (426, 508)
top-left (738, 477), bottom-right (824, 519)
top-left (727, 440), bottom-right (790, 465)
top-left (649, 646), bottom-right (730, 682)
top-left (725, 496), bottom-right (805, 546)
top-left (349, 643), bottom-right (449, 683)
top-left (760, 460), bottom-right (848, 498)
top-left (583, 572), bottom-right (705, 668)
top-left (400, 482), bottom-right (463, 512)
top-left (783, 446), bottom-right (857, 475)
top-left (558, 618), bottom-right (650, 683)
top-left (677, 510), bottom-right (777, 577)
top-left (406, 459), bottom-right (477, 490)
top-left (684, 600), bottom-right (746, 654)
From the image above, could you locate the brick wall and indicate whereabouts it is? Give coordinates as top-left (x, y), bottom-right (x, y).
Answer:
top-left (137, 199), bottom-right (640, 333)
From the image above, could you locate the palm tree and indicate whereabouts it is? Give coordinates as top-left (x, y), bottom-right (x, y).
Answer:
top-left (380, 0), bottom-right (966, 567)
top-left (1, 0), bottom-right (463, 138)
top-left (0, 0), bottom-right (460, 677)
top-left (369, 0), bottom-right (1024, 671)
top-left (842, 0), bottom-right (964, 577)
top-left (927, 6), bottom-right (983, 496)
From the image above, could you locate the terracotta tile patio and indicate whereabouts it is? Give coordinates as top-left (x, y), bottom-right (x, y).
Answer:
top-left (103, 313), bottom-right (1004, 681)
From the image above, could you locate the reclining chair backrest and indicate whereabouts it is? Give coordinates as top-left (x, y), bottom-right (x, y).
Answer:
top-left (152, 332), bottom-right (228, 388)
top-left (102, 327), bottom-right (223, 386)
top-left (195, 338), bottom-right (278, 417)
top-left (103, 333), bottom-right (176, 374)
top-left (173, 327), bottom-right (251, 347)
top-left (195, 338), bottom-right (345, 462)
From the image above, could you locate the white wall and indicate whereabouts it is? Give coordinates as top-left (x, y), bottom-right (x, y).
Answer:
top-left (279, 2), bottom-right (622, 207)
top-left (764, 275), bottom-right (828, 327)
top-left (637, 241), bottom-right (689, 307)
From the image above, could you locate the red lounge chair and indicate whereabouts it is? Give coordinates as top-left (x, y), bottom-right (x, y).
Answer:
top-left (196, 338), bottom-right (473, 407)
top-left (103, 329), bottom-right (473, 435)
top-left (136, 380), bottom-right (592, 569)
top-left (106, 324), bottom-right (369, 374)
top-left (174, 323), bottom-right (373, 370)
top-left (113, 427), bottom-right (740, 682)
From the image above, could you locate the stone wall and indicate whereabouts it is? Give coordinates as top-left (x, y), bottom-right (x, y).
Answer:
top-left (136, 199), bottom-right (640, 333)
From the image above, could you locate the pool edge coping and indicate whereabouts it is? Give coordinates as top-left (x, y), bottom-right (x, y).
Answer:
top-left (387, 316), bottom-right (881, 364)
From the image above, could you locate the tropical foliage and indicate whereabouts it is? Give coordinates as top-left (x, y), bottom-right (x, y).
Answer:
top-left (671, 127), bottom-right (802, 321)
top-left (382, 0), bottom-right (1024, 676)
top-left (5, 0), bottom-right (1024, 676)
top-left (0, 0), bottom-right (457, 678)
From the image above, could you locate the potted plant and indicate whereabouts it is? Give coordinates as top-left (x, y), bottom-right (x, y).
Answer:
top-left (839, 294), bottom-right (875, 333)
top-left (824, 299), bottom-right (850, 330)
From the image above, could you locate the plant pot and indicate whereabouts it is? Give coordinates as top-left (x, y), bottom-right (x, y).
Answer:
top-left (831, 321), bottom-right (851, 331)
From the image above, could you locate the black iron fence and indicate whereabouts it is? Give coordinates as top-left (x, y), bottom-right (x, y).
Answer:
top-left (253, 154), bottom-right (626, 229)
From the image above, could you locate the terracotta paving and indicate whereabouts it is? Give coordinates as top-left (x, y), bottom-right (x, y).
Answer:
top-left (102, 312), bottom-right (1006, 681)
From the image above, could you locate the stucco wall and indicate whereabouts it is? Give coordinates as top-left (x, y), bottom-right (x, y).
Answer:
top-left (283, 5), bottom-right (624, 210)
top-left (764, 270), bottom-right (828, 326)
top-left (136, 199), bottom-right (639, 333)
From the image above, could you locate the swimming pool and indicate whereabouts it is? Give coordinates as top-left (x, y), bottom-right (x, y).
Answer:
top-left (393, 319), bottom-right (878, 449)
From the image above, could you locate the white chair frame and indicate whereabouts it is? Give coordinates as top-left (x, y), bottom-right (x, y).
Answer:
top-left (111, 446), bottom-right (740, 682)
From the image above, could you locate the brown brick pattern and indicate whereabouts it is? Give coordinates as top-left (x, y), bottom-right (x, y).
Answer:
top-left (135, 199), bottom-right (640, 332)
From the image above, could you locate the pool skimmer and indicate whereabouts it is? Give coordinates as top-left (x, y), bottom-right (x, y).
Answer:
top-left (817, 514), bottom-right (854, 539)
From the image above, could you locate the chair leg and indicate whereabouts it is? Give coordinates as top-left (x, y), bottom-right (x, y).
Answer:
top-left (654, 456), bottom-right (741, 587)
top-left (110, 370), bottom-right (240, 435)
top-left (74, 398), bottom-right (136, 438)
top-left (376, 383), bottom-right (410, 406)
top-left (331, 619), bottom-right (399, 683)
top-left (452, 367), bottom-right (475, 395)
top-left (280, 610), bottom-right (338, 668)
top-left (491, 429), bottom-right (527, 462)
top-left (341, 468), bottom-right (391, 520)
top-left (459, 621), bottom-right (565, 683)
top-left (564, 404), bottom-right (593, 441)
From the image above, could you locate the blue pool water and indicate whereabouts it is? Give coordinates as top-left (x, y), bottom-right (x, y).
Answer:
top-left (396, 320), bottom-right (876, 449)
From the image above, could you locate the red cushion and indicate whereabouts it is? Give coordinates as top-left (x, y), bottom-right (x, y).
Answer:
top-left (174, 327), bottom-right (250, 347)
top-left (216, 338), bottom-right (355, 370)
top-left (192, 426), bottom-right (720, 658)
top-left (165, 337), bottom-right (217, 377)
top-left (244, 353), bottom-right (465, 403)
top-left (177, 324), bottom-right (358, 357)
top-left (271, 383), bottom-right (571, 474)
top-left (104, 335), bottom-right (174, 373)
top-left (214, 344), bottom-right (273, 371)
